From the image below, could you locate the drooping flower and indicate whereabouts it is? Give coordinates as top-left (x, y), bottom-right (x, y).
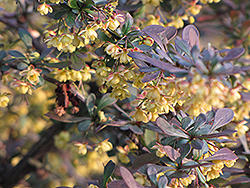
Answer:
top-left (0, 93), bottom-right (11, 107)
top-left (19, 65), bottom-right (42, 85)
top-left (11, 79), bottom-right (33, 95)
top-left (37, 3), bottom-right (53, 15)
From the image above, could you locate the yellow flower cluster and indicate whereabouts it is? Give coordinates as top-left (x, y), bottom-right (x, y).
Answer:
top-left (11, 79), bottom-right (33, 95)
top-left (51, 66), bottom-right (95, 82)
top-left (131, 76), bottom-right (185, 123)
top-left (168, 174), bottom-right (196, 187)
top-left (44, 25), bottom-right (99, 53)
top-left (200, 0), bottom-right (221, 4)
top-left (201, 142), bottom-right (236, 181)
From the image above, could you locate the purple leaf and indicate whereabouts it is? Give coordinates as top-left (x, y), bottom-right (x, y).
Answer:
top-left (220, 47), bottom-right (245, 63)
top-left (132, 153), bottom-right (159, 169)
top-left (240, 91), bottom-right (250, 101)
top-left (107, 180), bottom-right (129, 188)
top-left (142, 70), bottom-right (161, 83)
top-left (156, 48), bottom-right (174, 64)
top-left (223, 176), bottom-right (250, 186)
top-left (147, 166), bottom-right (158, 185)
top-left (156, 117), bottom-right (189, 138)
top-left (199, 148), bottom-right (238, 161)
top-left (163, 146), bottom-right (181, 161)
top-left (232, 66), bottom-right (250, 74)
top-left (120, 166), bottom-right (144, 188)
top-left (182, 25), bottom-right (200, 48)
top-left (197, 129), bottom-right (237, 139)
top-left (209, 108), bottom-right (234, 133)
top-left (141, 25), bottom-right (166, 51)
top-left (133, 59), bottom-right (149, 68)
top-left (129, 52), bottom-right (188, 73)
top-left (162, 26), bottom-right (177, 41)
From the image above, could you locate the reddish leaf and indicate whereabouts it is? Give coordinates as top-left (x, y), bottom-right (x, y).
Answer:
top-left (142, 70), bottom-right (161, 83)
top-left (163, 146), bottom-right (181, 161)
top-left (129, 52), bottom-right (188, 73)
top-left (240, 91), bottom-right (250, 101)
top-left (209, 108), bottom-right (234, 133)
top-left (141, 25), bottom-right (166, 51)
top-left (223, 176), bottom-right (250, 186)
top-left (132, 153), bottom-right (159, 169)
top-left (120, 166), bottom-right (144, 188)
top-left (220, 47), bottom-right (245, 63)
top-left (107, 180), bottom-right (129, 188)
top-left (199, 148), bottom-right (238, 161)
top-left (182, 25), bottom-right (200, 48)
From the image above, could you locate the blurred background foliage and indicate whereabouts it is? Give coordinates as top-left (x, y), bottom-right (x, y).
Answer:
top-left (1, 0), bottom-right (250, 188)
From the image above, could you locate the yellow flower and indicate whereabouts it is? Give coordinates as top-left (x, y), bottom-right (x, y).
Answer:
top-left (224, 160), bottom-right (236, 168)
top-left (37, 3), bottom-right (53, 15)
top-left (144, 15), bottom-right (164, 27)
top-left (152, 143), bottom-right (166, 157)
top-left (124, 68), bottom-right (135, 81)
top-left (0, 93), bottom-right (11, 107)
top-left (105, 43), bottom-right (121, 59)
top-left (168, 16), bottom-right (184, 29)
top-left (180, 174), bottom-right (196, 186)
top-left (146, 86), bottom-right (161, 102)
top-left (96, 66), bottom-right (111, 80)
top-left (134, 172), bottom-right (151, 186)
top-left (11, 80), bottom-right (32, 95)
top-left (117, 146), bottom-right (130, 164)
top-left (52, 69), bottom-right (71, 82)
top-left (110, 87), bottom-right (131, 100)
top-left (95, 139), bottom-right (113, 154)
top-left (70, 70), bottom-right (82, 81)
top-left (74, 142), bottom-right (89, 155)
top-left (59, 33), bottom-right (74, 45)
top-left (104, 18), bottom-right (120, 30)
top-left (87, 184), bottom-right (99, 188)
top-left (206, 168), bottom-right (221, 181)
top-left (19, 65), bottom-right (42, 85)
top-left (235, 121), bottom-right (249, 136)
top-left (50, 0), bottom-right (64, 4)
top-left (212, 160), bottom-right (224, 171)
top-left (119, 48), bottom-right (131, 64)
top-left (133, 108), bottom-right (149, 123)
top-left (80, 26), bottom-right (98, 42)
top-left (80, 65), bottom-right (94, 81)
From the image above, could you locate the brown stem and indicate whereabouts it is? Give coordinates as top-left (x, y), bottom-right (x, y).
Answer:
top-left (0, 122), bottom-right (69, 188)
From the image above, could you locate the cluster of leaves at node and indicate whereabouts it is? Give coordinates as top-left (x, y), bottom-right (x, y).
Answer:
top-left (129, 24), bottom-right (249, 84)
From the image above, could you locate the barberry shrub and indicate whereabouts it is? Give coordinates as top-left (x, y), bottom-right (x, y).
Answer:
top-left (1, 0), bottom-right (250, 188)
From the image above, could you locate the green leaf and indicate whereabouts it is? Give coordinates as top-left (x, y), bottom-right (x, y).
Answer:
top-left (180, 144), bottom-right (191, 159)
top-left (191, 139), bottom-right (204, 150)
top-left (70, 53), bottom-right (84, 71)
top-left (45, 111), bottom-right (91, 123)
top-left (17, 62), bottom-right (28, 70)
top-left (68, 0), bottom-right (79, 8)
top-left (9, 50), bottom-right (26, 59)
top-left (36, 48), bottom-right (53, 62)
top-left (101, 160), bottom-right (116, 188)
top-left (97, 93), bottom-right (117, 112)
top-left (175, 37), bottom-right (191, 56)
top-left (192, 113), bottom-right (207, 132)
top-left (92, 0), bottom-right (108, 5)
top-left (18, 28), bottom-right (32, 48)
top-left (129, 125), bottom-right (143, 135)
top-left (86, 93), bottom-right (96, 116)
top-left (156, 117), bottom-right (189, 138)
top-left (197, 167), bottom-right (206, 184)
top-left (144, 129), bottom-right (157, 148)
top-left (122, 13), bottom-right (134, 35)
top-left (43, 61), bottom-right (72, 69)
top-left (0, 50), bottom-right (6, 61)
top-left (78, 120), bottom-right (92, 131)
top-left (65, 11), bottom-right (76, 27)
top-left (97, 30), bottom-right (114, 43)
